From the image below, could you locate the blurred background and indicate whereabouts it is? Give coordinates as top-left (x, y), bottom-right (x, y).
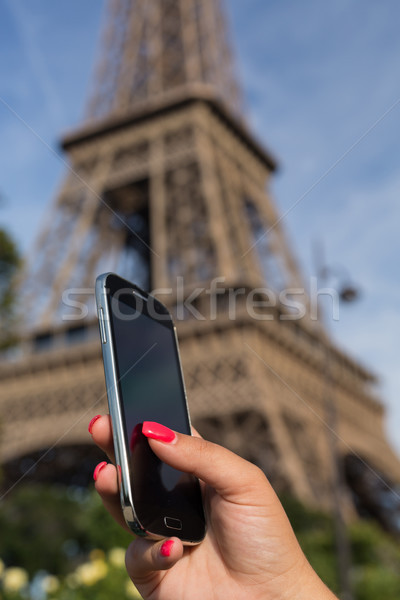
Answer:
top-left (1, 0), bottom-right (400, 454)
top-left (0, 1), bottom-right (400, 598)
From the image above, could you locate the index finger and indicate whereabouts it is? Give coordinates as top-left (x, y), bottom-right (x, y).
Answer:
top-left (143, 423), bottom-right (271, 505)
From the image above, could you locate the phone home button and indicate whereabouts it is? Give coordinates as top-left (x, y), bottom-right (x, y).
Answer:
top-left (164, 517), bottom-right (183, 531)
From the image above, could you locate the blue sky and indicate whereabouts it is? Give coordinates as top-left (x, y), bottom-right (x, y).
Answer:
top-left (1, 1), bottom-right (400, 456)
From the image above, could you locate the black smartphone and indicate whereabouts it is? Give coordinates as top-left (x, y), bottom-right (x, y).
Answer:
top-left (95, 272), bottom-right (206, 544)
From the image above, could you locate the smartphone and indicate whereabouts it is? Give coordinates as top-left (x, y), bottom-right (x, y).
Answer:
top-left (95, 272), bottom-right (206, 544)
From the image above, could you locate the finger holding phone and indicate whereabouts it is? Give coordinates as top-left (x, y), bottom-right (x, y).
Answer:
top-left (91, 417), bottom-right (337, 600)
top-left (93, 273), bottom-right (338, 600)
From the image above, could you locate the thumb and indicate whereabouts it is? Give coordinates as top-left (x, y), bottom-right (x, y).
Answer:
top-left (142, 421), bottom-right (274, 504)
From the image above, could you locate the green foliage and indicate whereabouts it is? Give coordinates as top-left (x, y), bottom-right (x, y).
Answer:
top-left (281, 494), bottom-right (338, 593)
top-left (281, 493), bottom-right (400, 600)
top-left (350, 520), bottom-right (400, 599)
top-left (280, 492), bottom-right (332, 533)
top-left (350, 519), bottom-right (400, 567)
top-left (1, 486), bottom-right (399, 599)
top-left (353, 565), bottom-right (400, 600)
top-left (0, 483), bottom-right (131, 577)
top-left (0, 548), bottom-right (142, 600)
top-left (0, 227), bottom-right (21, 350)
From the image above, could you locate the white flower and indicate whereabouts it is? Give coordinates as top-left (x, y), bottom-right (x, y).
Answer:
top-left (75, 559), bottom-right (108, 586)
top-left (108, 547), bottom-right (126, 568)
top-left (42, 574), bottom-right (60, 594)
top-left (2, 566), bottom-right (29, 593)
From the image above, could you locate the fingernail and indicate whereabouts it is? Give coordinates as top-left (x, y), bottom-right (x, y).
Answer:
top-left (160, 540), bottom-right (174, 557)
top-left (88, 414), bottom-right (102, 434)
top-left (142, 422), bottom-right (176, 443)
top-left (93, 461), bottom-right (107, 481)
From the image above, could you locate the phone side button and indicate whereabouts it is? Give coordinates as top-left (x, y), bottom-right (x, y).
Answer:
top-left (164, 517), bottom-right (182, 530)
top-left (98, 308), bottom-right (107, 344)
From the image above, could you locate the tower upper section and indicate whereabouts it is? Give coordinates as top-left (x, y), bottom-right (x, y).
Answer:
top-left (86, 0), bottom-right (244, 123)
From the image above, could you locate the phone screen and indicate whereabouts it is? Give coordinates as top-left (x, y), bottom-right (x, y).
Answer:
top-left (107, 285), bottom-right (205, 540)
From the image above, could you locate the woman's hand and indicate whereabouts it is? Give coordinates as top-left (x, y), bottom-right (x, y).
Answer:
top-left (89, 415), bottom-right (337, 600)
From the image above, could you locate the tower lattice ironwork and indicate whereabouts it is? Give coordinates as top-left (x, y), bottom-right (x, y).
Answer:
top-left (1, 0), bottom-right (399, 517)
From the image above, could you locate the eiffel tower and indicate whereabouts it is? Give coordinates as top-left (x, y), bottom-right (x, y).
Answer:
top-left (1, 0), bottom-right (399, 512)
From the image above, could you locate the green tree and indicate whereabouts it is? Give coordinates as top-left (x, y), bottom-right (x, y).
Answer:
top-left (0, 484), bottom-right (131, 577)
top-left (281, 493), bottom-right (400, 600)
top-left (1, 486), bottom-right (400, 599)
top-left (0, 226), bottom-right (20, 350)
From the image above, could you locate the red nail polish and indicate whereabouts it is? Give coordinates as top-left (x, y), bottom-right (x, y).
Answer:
top-left (142, 422), bottom-right (176, 443)
top-left (93, 461), bottom-right (107, 481)
top-left (160, 540), bottom-right (174, 557)
top-left (88, 414), bottom-right (102, 434)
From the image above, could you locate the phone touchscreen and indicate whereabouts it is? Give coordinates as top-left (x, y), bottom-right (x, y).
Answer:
top-left (108, 289), bottom-right (205, 539)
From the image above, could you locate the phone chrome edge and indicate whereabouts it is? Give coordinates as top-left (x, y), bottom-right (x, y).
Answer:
top-left (95, 273), bottom-right (147, 537)
top-left (95, 272), bottom-right (205, 545)
top-left (171, 325), bottom-right (195, 438)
